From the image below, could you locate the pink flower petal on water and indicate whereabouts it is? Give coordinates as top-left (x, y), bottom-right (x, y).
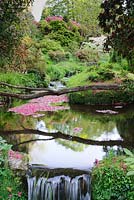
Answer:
top-left (9, 95), bottom-right (69, 116)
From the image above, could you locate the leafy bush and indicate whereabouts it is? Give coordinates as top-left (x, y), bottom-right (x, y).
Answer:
top-left (69, 89), bottom-right (134, 105)
top-left (49, 29), bottom-right (81, 48)
top-left (124, 148), bottom-right (134, 176)
top-left (67, 65), bottom-right (134, 104)
top-left (92, 153), bottom-right (134, 200)
top-left (0, 137), bottom-right (27, 200)
top-left (48, 50), bottom-right (67, 62)
top-left (97, 68), bottom-right (115, 80)
top-left (7, 36), bottom-right (47, 74)
top-left (46, 60), bottom-right (84, 81)
top-left (75, 48), bottom-right (99, 62)
top-left (46, 65), bottom-right (65, 81)
top-left (0, 71), bottom-right (47, 91)
top-left (39, 38), bottom-right (63, 54)
top-left (39, 18), bottom-right (82, 52)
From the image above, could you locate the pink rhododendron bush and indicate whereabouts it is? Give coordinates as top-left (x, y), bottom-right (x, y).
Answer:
top-left (8, 150), bottom-right (27, 170)
top-left (9, 95), bottom-right (69, 116)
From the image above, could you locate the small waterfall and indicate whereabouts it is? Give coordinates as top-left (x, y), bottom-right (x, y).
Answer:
top-left (27, 174), bottom-right (91, 200)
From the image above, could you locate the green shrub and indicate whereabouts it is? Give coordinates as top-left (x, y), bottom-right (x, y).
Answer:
top-left (46, 60), bottom-right (85, 81)
top-left (39, 19), bottom-right (82, 52)
top-left (69, 90), bottom-right (134, 105)
top-left (124, 148), bottom-right (134, 176)
top-left (46, 65), bottom-right (65, 81)
top-left (92, 153), bottom-right (134, 200)
top-left (0, 71), bottom-right (47, 91)
top-left (39, 20), bottom-right (52, 35)
top-left (97, 68), bottom-right (115, 80)
top-left (48, 50), bottom-right (67, 62)
top-left (75, 48), bottom-right (99, 62)
top-left (39, 38), bottom-right (63, 54)
top-left (67, 63), bottom-right (134, 104)
top-left (0, 137), bottom-right (27, 200)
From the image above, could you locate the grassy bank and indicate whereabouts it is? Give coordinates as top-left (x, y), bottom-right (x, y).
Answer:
top-left (67, 62), bottom-right (134, 105)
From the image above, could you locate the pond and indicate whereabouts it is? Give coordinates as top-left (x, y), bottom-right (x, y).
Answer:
top-left (1, 97), bottom-right (134, 171)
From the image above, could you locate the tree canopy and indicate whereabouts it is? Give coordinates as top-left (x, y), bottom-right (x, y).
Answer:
top-left (99, 0), bottom-right (134, 70)
top-left (0, 0), bottom-right (34, 60)
top-left (42, 0), bottom-right (102, 36)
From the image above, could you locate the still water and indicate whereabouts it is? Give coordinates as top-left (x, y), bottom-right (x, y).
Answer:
top-left (1, 102), bottom-right (134, 170)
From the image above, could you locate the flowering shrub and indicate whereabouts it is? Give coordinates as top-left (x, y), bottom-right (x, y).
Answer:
top-left (92, 152), bottom-right (134, 200)
top-left (39, 16), bottom-right (82, 51)
top-left (8, 150), bottom-right (23, 160)
top-left (46, 16), bottom-right (63, 22)
top-left (0, 137), bottom-right (27, 200)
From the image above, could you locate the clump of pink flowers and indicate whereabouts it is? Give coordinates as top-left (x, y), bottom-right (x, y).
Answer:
top-left (71, 20), bottom-right (80, 27)
top-left (46, 16), bottom-right (63, 22)
top-left (8, 95), bottom-right (69, 116)
top-left (73, 127), bottom-right (83, 133)
top-left (8, 150), bottom-right (23, 160)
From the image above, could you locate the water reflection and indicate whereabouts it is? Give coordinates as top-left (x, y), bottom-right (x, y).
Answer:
top-left (28, 121), bottom-right (122, 170)
top-left (0, 103), bottom-right (134, 170)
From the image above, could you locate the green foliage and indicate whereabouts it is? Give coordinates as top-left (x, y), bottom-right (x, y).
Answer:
top-left (42, 0), bottom-right (102, 36)
top-left (0, 137), bottom-right (27, 200)
top-left (39, 38), bottom-right (63, 54)
top-left (39, 17), bottom-right (82, 52)
top-left (69, 90), bottom-right (134, 105)
top-left (5, 36), bottom-right (46, 74)
top-left (46, 60), bottom-right (84, 81)
top-left (0, 71), bottom-right (47, 91)
top-left (48, 28), bottom-right (81, 49)
top-left (124, 148), bottom-right (134, 176)
top-left (99, 0), bottom-right (134, 70)
top-left (48, 50), bottom-right (68, 62)
top-left (75, 48), bottom-right (99, 63)
top-left (92, 153), bottom-right (134, 200)
top-left (67, 63), bottom-right (134, 104)
top-left (0, 1), bottom-right (34, 60)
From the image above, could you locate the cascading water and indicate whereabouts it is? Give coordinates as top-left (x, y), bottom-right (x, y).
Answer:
top-left (27, 118), bottom-right (91, 199)
top-left (27, 174), bottom-right (91, 200)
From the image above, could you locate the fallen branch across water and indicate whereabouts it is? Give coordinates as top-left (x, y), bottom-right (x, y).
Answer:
top-left (0, 129), bottom-right (133, 148)
top-left (0, 84), bottom-right (121, 100)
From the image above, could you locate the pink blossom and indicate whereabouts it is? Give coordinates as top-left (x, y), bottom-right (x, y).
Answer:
top-left (46, 16), bottom-right (63, 22)
top-left (8, 150), bottom-right (23, 160)
top-left (17, 192), bottom-right (22, 197)
top-left (73, 127), bottom-right (83, 133)
top-left (94, 159), bottom-right (99, 166)
top-left (71, 20), bottom-right (80, 27)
